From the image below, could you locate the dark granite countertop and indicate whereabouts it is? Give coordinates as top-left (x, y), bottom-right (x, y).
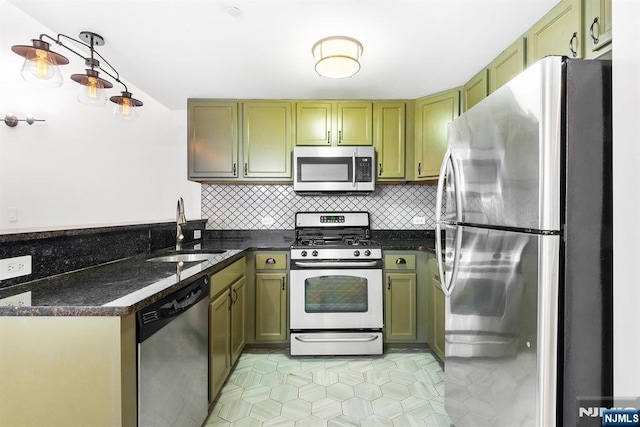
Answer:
top-left (0, 231), bottom-right (436, 317)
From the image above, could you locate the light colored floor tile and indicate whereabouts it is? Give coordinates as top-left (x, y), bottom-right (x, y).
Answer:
top-left (218, 399), bottom-right (252, 422)
top-left (253, 359), bottom-right (279, 374)
top-left (363, 368), bottom-right (391, 386)
top-left (353, 382), bottom-right (383, 400)
top-left (241, 384), bottom-right (272, 403)
top-left (424, 412), bottom-right (454, 426)
top-left (263, 415), bottom-right (296, 426)
top-left (338, 370), bottom-right (364, 386)
top-left (232, 416), bottom-right (263, 426)
top-left (372, 395), bottom-right (405, 419)
top-left (215, 385), bottom-right (244, 404)
top-left (408, 381), bottom-right (439, 400)
top-left (234, 370), bottom-right (263, 388)
top-left (381, 381), bottom-right (411, 400)
top-left (312, 397), bottom-right (343, 420)
top-left (261, 370), bottom-right (288, 387)
top-left (282, 398), bottom-right (312, 421)
top-left (327, 382), bottom-right (355, 401)
top-left (327, 414), bottom-right (361, 426)
top-left (348, 360), bottom-right (374, 373)
top-left (388, 368), bottom-right (417, 385)
top-left (270, 383), bottom-right (299, 403)
top-left (361, 414), bottom-right (394, 426)
top-left (342, 397), bottom-right (374, 420)
top-left (299, 383), bottom-right (327, 403)
top-left (312, 370), bottom-right (339, 386)
top-left (250, 398), bottom-right (283, 422)
top-left (392, 413), bottom-right (424, 426)
top-left (278, 361), bottom-right (303, 374)
top-left (395, 358), bottom-right (420, 372)
top-left (203, 414), bottom-right (230, 426)
top-left (287, 371), bottom-right (313, 387)
top-left (295, 415), bottom-right (328, 426)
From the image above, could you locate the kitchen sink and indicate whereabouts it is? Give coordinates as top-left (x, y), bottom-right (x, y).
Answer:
top-left (147, 250), bottom-right (226, 263)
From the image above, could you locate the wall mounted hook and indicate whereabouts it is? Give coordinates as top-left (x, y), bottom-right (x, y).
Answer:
top-left (3, 114), bottom-right (45, 127)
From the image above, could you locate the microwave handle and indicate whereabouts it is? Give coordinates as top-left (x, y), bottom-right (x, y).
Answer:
top-left (352, 152), bottom-right (356, 187)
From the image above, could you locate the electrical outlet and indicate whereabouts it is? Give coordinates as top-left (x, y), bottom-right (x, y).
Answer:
top-left (0, 291), bottom-right (31, 307)
top-left (412, 216), bottom-right (426, 225)
top-left (194, 230), bottom-right (202, 239)
top-left (261, 217), bottom-right (274, 226)
top-left (0, 255), bottom-right (32, 280)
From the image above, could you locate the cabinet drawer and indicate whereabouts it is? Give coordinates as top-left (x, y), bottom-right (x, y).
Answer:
top-left (384, 254), bottom-right (416, 270)
top-left (255, 253), bottom-right (287, 270)
top-left (211, 257), bottom-right (246, 298)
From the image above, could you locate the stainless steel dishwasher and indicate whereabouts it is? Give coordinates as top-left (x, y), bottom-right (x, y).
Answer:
top-left (137, 276), bottom-right (210, 427)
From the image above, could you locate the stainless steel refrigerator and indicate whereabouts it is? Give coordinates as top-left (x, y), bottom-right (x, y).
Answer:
top-left (435, 56), bottom-right (612, 427)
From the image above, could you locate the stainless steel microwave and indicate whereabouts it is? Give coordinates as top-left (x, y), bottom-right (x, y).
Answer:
top-left (293, 146), bottom-right (376, 194)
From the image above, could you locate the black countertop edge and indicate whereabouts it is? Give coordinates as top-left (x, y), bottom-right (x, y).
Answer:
top-left (0, 219), bottom-right (207, 243)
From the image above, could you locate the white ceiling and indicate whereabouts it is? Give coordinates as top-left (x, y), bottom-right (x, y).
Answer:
top-left (8, 0), bottom-right (559, 110)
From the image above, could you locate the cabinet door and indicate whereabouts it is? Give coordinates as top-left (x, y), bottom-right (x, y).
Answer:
top-left (488, 38), bottom-right (526, 93)
top-left (209, 291), bottom-right (231, 402)
top-left (527, 0), bottom-right (583, 64)
top-left (188, 101), bottom-right (239, 179)
top-left (414, 89), bottom-right (460, 180)
top-left (430, 278), bottom-right (445, 360)
top-left (385, 273), bottom-right (417, 341)
top-left (337, 102), bottom-right (373, 146)
top-left (463, 69), bottom-right (488, 112)
top-left (374, 102), bottom-right (405, 180)
top-left (230, 277), bottom-right (246, 365)
top-left (295, 102), bottom-right (332, 146)
top-left (584, 0), bottom-right (612, 59)
top-left (243, 102), bottom-right (293, 178)
top-left (255, 273), bottom-right (287, 341)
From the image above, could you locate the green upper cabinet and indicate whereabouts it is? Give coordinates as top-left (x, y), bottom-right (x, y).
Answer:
top-left (374, 102), bottom-right (406, 180)
top-left (295, 102), bottom-right (332, 146)
top-left (584, 0), bottom-right (612, 59)
top-left (188, 100), bottom-right (239, 179)
top-left (414, 89), bottom-right (460, 181)
top-left (242, 102), bottom-right (293, 178)
top-left (527, 0), bottom-right (583, 64)
top-left (295, 101), bottom-right (373, 146)
top-left (488, 38), bottom-right (527, 94)
top-left (336, 102), bottom-right (373, 146)
top-left (463, 69), bottom-right (488, 112)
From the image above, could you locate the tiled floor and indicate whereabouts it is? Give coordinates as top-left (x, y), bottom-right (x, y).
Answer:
top-left (204, 348), bottom-right (452, 426)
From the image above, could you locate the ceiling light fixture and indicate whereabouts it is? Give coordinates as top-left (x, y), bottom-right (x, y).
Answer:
top-left (11, 31), bottom-right (143, 120)
top-left (312, 36), bottom-right (363, 79)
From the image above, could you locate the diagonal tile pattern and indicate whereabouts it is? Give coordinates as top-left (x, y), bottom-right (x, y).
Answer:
top-left (204, 349), bottom-right (452, 426)
top-left (201, 184), bottom-right (440, 230)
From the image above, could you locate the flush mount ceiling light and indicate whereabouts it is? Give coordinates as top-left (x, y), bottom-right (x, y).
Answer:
top-left (312, 36), bottom-right (363, 79)
top-left (11, 31), bottom-right (143, 120)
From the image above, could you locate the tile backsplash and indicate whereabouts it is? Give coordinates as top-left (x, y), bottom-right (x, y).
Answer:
top-left (201, 184), bottom-right (437, 230)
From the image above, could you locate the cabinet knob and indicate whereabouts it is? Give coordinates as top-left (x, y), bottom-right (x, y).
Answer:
top-left (338, 130), bottom-right (342, 144)
top-left (395, 258), bottom-right (407, 265)
top-left (266, 257), bottom-right (276, 264)
top-left (569, 32), bottom-right (578, 58)
top-left (589, 16), bottom-right (600, 44)
top-left (233, 163), bottom-right (237, 175)
top-left (418, 162), bottom-right (422, 175)
top-left (387, 276), bottom-right (391, 290)
top-left (379, 163), bottom-right (382, 176)
top-left (282, 277), bottom-right (286, 291)
top-left (244, 163), bottom-right (248, 175)
top-left (327, 130), bottom-right (331, 144)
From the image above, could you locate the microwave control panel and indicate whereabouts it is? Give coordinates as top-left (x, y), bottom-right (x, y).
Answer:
top-left (355, 157), bottom-right (373, 182)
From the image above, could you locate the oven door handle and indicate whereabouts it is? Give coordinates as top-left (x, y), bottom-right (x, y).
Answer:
top-left (293, 261), bottom-right (379, 268)
top-left (294, 334), bottom-right (380, 343)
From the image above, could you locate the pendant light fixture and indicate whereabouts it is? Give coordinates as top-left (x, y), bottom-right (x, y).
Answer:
top-left (11, 31), bottom-right (143, 118)
top-left (312, 36), bottom-right (363, 79)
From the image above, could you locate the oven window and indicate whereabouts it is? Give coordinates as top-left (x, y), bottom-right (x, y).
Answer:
top-left (304, 276), bottom-right (368, 313)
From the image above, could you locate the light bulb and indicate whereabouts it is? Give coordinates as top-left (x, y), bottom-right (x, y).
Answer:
top-left (20, 49), bottom-right (64, 87)
top-left (111, 91), bottom-right (142, 121)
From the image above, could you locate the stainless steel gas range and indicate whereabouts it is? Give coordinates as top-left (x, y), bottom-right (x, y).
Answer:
top-left (289, 211), bottom-right (383, 356)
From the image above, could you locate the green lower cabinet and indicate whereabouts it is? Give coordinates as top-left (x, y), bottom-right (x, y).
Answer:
top-left (255, 272), bottom-right (288, 342)
top-left (384, 272), bottom-right (417, 341)
top-left (209, 290), bottom-right (231, 403)
top-left (430, 277), bottom-right (445, 360)
top-left (230, 277), bottom-right (246, 365)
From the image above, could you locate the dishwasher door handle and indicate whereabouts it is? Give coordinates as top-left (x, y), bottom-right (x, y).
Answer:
top-left (159, 286), bottom-right (204, 318)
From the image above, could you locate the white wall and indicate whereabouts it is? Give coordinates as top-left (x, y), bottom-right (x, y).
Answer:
top-left (0, 0), bottom-right (199, 233)
top-left (612, 1), bottom-right (640, 399)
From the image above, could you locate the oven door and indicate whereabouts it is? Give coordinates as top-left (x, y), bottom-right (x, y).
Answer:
top-left (289, 264), bottom-right (383, 330)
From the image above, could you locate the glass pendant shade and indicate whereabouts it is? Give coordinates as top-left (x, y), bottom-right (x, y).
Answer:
top-left (12, 40), bottom-right (68, 87)
top-left (110, 91), bottom-right (143, 121)
top-left (71, 69), bottom-right (113, 106)
top-left (312, 36), bottom-right (363, 78)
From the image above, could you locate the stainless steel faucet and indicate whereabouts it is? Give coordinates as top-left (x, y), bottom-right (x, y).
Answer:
top-left (176, 197), bottom-right (187, 251)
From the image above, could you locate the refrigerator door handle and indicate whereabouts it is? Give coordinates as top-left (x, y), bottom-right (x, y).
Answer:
top-left (435, 148), bottom-right (462, 224)
top-left (435, 223), bottom-right (462, 297)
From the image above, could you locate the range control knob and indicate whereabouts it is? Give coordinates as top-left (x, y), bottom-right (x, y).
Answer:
top-left (353, 250), bottom-right (360, 257)
top-left (312, 250), bottom-right (319, 257)
top-left (364, 250), bottom-right (371, 256)
top-left (301, 250), bottom-right (308, 257)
